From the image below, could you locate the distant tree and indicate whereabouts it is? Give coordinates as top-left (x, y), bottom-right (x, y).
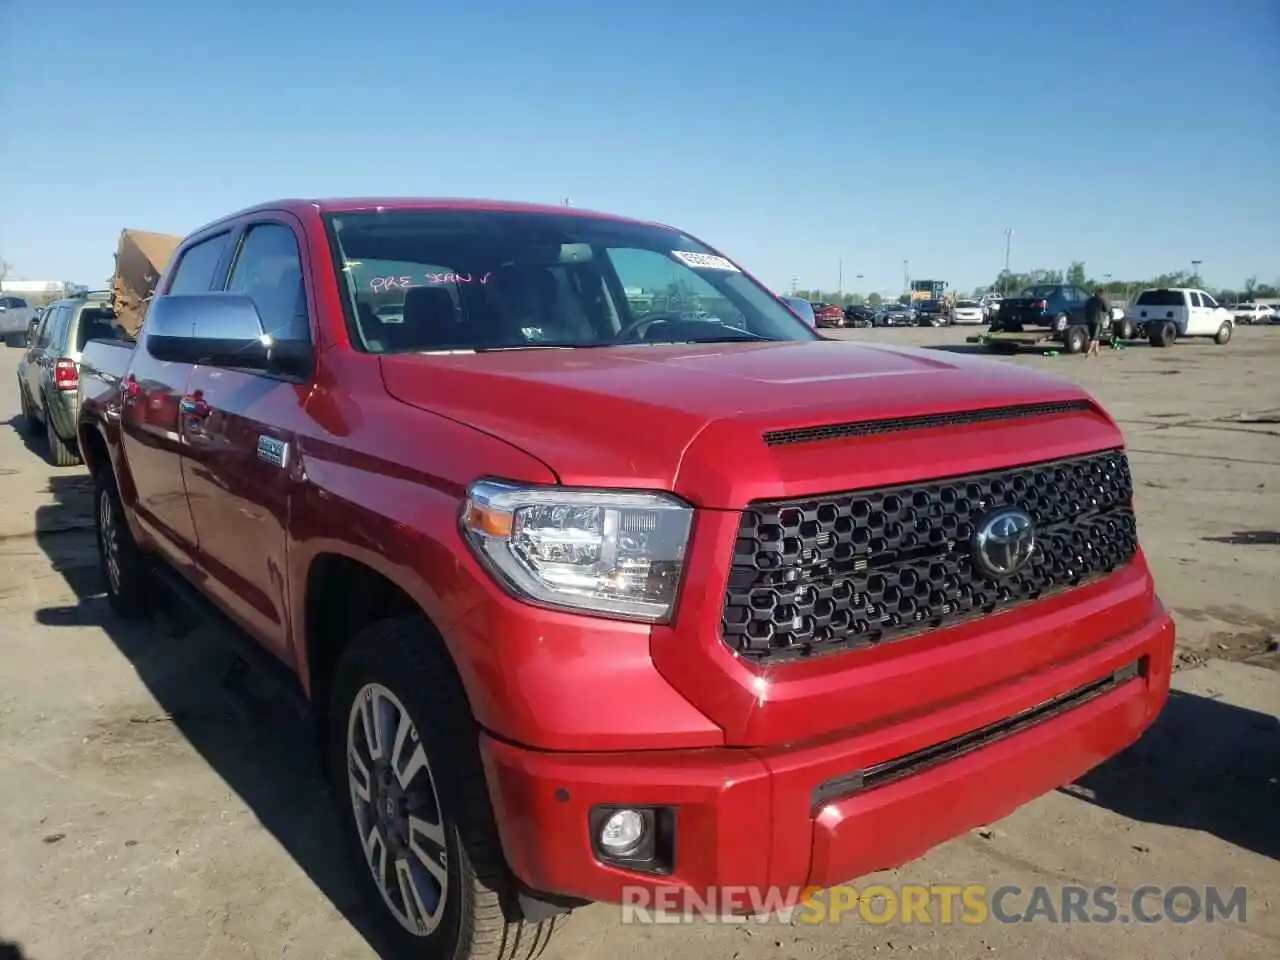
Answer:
top-left (1066, 261), bottom-right (1087, 286)
top-left (0, 258), bottom-right (10, 282)
top-left (866, 292), bottom-right (883, 307)
top-left (1243, 276), bottom-right (1257, 298)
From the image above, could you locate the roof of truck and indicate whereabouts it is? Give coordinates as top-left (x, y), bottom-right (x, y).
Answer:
top-left (193, 197), bottom-right (654, 237)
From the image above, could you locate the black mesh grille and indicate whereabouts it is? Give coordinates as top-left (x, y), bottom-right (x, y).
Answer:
top-left (721, 449), bottom-right (1137, 661)
top-left (762, 400), bottom-right (1093, 447)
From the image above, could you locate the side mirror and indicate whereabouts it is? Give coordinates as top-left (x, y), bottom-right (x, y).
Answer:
top-left (144, 293), bottom-right (308, 374)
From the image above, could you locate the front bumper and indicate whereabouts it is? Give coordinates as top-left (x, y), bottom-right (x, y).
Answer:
top-left (480, 600), bottom-right (1174, 905)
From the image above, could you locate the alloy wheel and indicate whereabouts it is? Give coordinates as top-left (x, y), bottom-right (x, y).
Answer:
top-left (99, 488), bottom-right (122, 595)
top-left (346, 682), bottom-right (450, 938)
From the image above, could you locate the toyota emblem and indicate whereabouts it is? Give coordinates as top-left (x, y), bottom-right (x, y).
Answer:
top-left (972, 508), bottom-right (1037, 578)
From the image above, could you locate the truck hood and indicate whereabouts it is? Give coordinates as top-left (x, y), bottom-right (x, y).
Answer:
top-left (379, 341), bottom-right (1118, 507)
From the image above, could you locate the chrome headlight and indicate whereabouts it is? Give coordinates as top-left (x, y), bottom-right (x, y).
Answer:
top-left (461, 480), bottom-right (694, 623)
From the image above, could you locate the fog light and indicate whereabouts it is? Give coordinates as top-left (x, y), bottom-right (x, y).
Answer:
top-left (599, 808), bottom-right (646, 856)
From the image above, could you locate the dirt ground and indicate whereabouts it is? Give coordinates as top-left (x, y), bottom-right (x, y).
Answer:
top-left (0, 327), bottom-right (1277, 960)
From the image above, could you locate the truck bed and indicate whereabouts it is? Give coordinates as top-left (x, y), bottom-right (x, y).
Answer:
top-left (77, 338), bottom-right (136, 426)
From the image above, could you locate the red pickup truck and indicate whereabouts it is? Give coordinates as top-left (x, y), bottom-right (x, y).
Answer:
top-left (77, 198), bottom-right (1175, 960)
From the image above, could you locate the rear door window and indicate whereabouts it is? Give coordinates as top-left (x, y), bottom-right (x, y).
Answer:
top-left (53, 309), bottom-right (73, 351)
top-left (168, 233), bottom-right (231, 294)
top-left (37, 305), bottom-right (65, 348)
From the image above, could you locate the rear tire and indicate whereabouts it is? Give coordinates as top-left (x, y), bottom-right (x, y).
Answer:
top-left (1149, 321), bottom-right (1177, 348)
top-left (1063, 325), bottom-right (1088, 354)
top-left (1214, 321), bottom-right (1232, 345)
top-left (94, 468), bottom-right (150, 618)
top-left (17, 387), bottom-right (39, 437)
top-left (329, 617), bottom-right (566, 960)
top-left (46, 416), bottom-right (81, 467)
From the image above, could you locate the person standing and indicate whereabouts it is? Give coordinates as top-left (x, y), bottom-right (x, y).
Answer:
top-left (1083, 287), bottom-right (1111, 358)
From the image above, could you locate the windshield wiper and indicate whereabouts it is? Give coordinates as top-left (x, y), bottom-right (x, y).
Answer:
top-left (471, 341), bottom-right (614, 352)
top-left (674, 331), bottom-right (779, 343)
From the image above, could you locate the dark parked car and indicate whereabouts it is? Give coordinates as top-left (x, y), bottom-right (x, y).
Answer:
top-left (879, 303), bottom-right (916, 327)
top-left (843, 304), bottom-right (877, 327)
top-left (914, 299), bottom-right (949, 327)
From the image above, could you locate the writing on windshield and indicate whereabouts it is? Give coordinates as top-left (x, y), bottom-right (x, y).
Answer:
top-left (370, 272), bottom-right (494, 293)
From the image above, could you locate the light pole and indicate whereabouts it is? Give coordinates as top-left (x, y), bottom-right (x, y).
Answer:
top-left (838, 258), bottom-right (843, 299)
top-left (1191, 259), bottom-right (1202, 285)
top-left (903, 260), bottom-right (909, 299)
top-left (1002, 227), bottom-right (1014, 295)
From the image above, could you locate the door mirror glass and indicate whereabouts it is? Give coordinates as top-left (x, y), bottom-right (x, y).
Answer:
top-left (145, 293), bottom-right (273, 369)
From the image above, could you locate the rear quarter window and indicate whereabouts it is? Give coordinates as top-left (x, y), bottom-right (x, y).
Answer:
top-left (1135, 290), bottom-right (1187, 307)
top-left (74, 308), bottom-right (120, 350)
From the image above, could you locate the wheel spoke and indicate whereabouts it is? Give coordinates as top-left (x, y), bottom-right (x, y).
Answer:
top-left (395, 739), bottom-right (428, 790)
top-left (359, 693), bottom-right (381, 760)
top-left (395, 857), bottom-right (435, 935)
top-left (349, 747), bottom-right (372, 803)
top-left (408, 815), bottom-right (448, 885)
top-left (375, 696), bottom-right (397, 762)
top-left (363, 821), bottom-right (389, 888)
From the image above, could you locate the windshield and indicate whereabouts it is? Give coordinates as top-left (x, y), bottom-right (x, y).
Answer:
top-left (324, 210), bottom-right (817, 352)
top-left (956, 300), bottom-right (979, 307)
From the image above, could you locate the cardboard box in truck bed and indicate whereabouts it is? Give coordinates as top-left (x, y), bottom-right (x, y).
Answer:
top-left (112, 229), bottom-right (181, 338)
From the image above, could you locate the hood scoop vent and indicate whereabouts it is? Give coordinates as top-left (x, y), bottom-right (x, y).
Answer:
top-left (763, 400), bottom-right (1093, 447)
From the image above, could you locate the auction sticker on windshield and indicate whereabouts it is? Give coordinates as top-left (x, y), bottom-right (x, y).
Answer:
top-left (672, 251), bottom-right (741, 271)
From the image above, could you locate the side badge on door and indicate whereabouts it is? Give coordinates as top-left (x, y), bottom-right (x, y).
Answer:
top-left (257, 435), bottom-right (290, 469)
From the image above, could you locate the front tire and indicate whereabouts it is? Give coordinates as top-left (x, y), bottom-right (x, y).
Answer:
top-left (329, 617), bottom-right (564, 960)
top-left (1214, 321), bottom-right (1232, 345)
top-left (94, 469), bottom-right (150, 618)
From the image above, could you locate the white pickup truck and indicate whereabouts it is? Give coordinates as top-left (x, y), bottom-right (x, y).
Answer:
top-left (1230, 302), bottom-right (1275, 325)
top-left (1, 296), bottom-right (39, 347)
top-left (1131, 287), bottom-right (1234, 347)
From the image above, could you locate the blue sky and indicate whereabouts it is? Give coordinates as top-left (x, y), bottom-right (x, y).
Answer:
top-left (1, 0), bottom-right (1276, 296)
